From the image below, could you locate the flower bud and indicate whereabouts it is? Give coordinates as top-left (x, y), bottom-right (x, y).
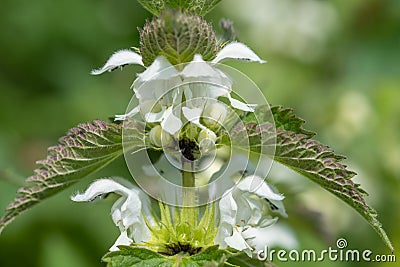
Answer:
top-left (186, 124), bottom-right (199, 140)
top-left (198, 129), bottom-right (217, 154)
top-left (149, 125), bottom-right (163, 147)
top-left (149, 125), bottom-right (173, 147)
top-left (203, 103), bottom-right (227, 127)
top-left (140, 9), bottom-right (219, 66)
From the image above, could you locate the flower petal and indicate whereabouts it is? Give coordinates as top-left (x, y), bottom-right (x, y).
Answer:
top-left (182, 55), bottom-right (220, 78)
top-left (228, 95), bottom-right (256, 112)
top-left (237, 175), bottom-right (284, 201)
top-left (111, 197), bottom-right (126, 228)
top-left (203, 102), bottom-right (228, 125)
top-left (161, 107), bottom-right (182, 135)
top-left (136, 56), bottom-right (178, 83)
top-left (122, 192), bottom-right (151, 242)
top-left (266, 183), bottom-right (288, 217)
top-left (235, 193), bottom-right (263, 226)
top-left (115, 106), bottom-right (140, 121)
top-left (234, 193), bottom-right (253, 226)
top-left (120, 189), bottom-right (142, 227)
top-left (182, 107), bottom-right (207, 130)
top-left (145, 108), bottom-right (165, 123)
top-left (215, 191), bottom-right (238, 250)
top-left (214, 222), bottom-right (231, 249)
top-left (182, 54), bottom-right (232, 88)
top-left (242, 224), bottom-right (298, 251)
top-left (91, 50), bottom-right (144, 75)
top-left (109, 231), bottom-right (132, 252)
top-left (133, 57), bottom-right (181, 109)
top-left (72, 178), bottom-right (152, 245)
top-left (219, 192), bottom-right (237, 226)
top-left (212, 42), bottom-right (266, 64)
top-left (224, 227), bottom-right (253, 256)
top-left (71, 179), bottom-right (132, 202)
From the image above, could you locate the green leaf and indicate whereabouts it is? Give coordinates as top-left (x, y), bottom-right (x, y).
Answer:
top-left (166, 0), bottom-right (223, 16)
top-left (0, 119), bottom-right (145, 233)
top-left (235, 105), bottom-right (394, 252)
top-left (103, 246), bottom-right (231, 267)
top-left (137, 0), bottom-right (222, 16)
top-left (180, 246), bottom-right (229, 266)
top-left (242, 105), bottom-right (314, 138)
top-left (103, 246), bottom-right (174, 267)
top-left (137, 0), bottom-right (165, 16)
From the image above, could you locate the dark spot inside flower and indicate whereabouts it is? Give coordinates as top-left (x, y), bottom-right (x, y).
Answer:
top-left (179, 138), bottom-right (199, 161)
top-left (265, 199), bottom-right (279, 211)
top-left (101, 193), bottom-right (111, 199)
top-left (163, 242), bottom-right (202, 256)
top-left (110, 64), bottom-right (128, 72)
top-left (238, 169), bottom-right (248, 175)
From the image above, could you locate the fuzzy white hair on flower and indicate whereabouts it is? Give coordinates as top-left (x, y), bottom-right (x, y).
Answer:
top-left (215, 175), bottom-right (287, 257)
top-left (71, 178), bottom-right (152, 251)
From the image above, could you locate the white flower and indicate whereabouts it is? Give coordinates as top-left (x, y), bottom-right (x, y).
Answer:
top-left (71, 178), bottom-right (152, 251)
top-left (202, 102), bottom-right (228, 127)
top-left (91, 42), bottom-right (265, 135)
top-left (91, 50), bottom-right (144, 74)
top-left (241, 223), bottom-right (298, 252)
top-left (211, 42), bottom-right (266, 64)
top-left (215, 175), bottom-right (287, 257)
top-left (198, 129), bottom-right (217, 154)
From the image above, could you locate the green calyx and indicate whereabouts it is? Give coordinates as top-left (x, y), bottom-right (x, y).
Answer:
top-left (139, 9), bottom-right (220, 66)
top-left (143, 202), bottom-right (217, 256)
top-left (138, 0), bottom-right (223, 17)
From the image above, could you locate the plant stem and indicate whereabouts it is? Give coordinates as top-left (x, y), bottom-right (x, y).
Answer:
top-left (182, 161), bottom-right (195, 188)
top-left (181, 159), bottom-right (197, 227)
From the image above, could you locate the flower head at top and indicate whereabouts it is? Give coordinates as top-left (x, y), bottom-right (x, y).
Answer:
top-left (91, 42), bottom-right (265, 137)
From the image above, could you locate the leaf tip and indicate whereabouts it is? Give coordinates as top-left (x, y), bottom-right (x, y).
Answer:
top-left (378, 226), bottom-right (395, 252)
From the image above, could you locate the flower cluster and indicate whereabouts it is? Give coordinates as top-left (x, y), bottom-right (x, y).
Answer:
top-left (71, 38), bottom-right (293, 257)
top-left (72, 174), bottom-right (291, 255)
top-left (91, 42), bottom-right (264, 136)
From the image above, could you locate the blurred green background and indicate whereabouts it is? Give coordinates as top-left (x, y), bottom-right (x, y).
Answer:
top-left (0, 0), bottom-right (399, 266)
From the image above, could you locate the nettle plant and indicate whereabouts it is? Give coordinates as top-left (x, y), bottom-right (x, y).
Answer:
top-left (0, 1), bottom-right (394, 266)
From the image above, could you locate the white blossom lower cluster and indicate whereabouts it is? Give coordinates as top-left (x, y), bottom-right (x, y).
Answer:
top-left (71, 175), bottom-right (295, 255)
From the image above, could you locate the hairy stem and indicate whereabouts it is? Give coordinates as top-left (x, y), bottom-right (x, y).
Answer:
top-left (181, 159), bottom-right (197, 227)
